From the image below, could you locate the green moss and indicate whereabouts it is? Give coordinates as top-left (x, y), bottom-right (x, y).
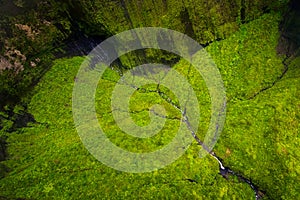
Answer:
top-left (206, 13), bottom-right (284, 100)
top-left (0, 56), bottom-right (252, 199)
top-left (207, 13), bottom-right (300, 199)
top-left (0, 12), bottom-right (299, 199)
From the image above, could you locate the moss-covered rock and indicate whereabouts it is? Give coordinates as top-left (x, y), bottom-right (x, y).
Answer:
top-left (69, 0), bottom-right (288, 43)
top-left (67, 0), bottom-right (288, 69)
top-left (0, 0), bottom-right (74, 108)
top-left (0, 12), bottom-right (299, 199)
top-left (0, 0), bottom-right (290, 108)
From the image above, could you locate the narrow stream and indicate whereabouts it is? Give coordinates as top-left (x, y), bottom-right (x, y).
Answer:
top-left (162, 90), bottom-right (265, 200)
top-left (112, 72), bottom-right (266, 200)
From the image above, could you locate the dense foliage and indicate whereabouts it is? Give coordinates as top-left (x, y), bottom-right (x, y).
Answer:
top-left (0, 0), bottom-right (289, 109)
top-left (0, 12), bottom-right (299, 199)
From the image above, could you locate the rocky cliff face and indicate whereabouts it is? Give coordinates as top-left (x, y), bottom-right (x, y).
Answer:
top-left (69, 0), bottom-right (287, 44)
top-left (0, 0), bottom-right (72, 107)
top-left (65, 0), bottom-right (288, 70)
top-left (0, 0), bottom-right (289, 108)
top-left (277, 0), bottom-right (300, 58)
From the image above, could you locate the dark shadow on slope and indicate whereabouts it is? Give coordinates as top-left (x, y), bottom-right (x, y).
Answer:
top-left (277, 0), bottom-right (300, 58)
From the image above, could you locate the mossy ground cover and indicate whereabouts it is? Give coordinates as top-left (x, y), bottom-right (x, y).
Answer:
top-left (0, 13), bottom-right (299, 199)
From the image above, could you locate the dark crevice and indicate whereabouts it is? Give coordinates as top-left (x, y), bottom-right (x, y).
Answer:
top-left (262, 6), bottom-right (271, 14)
top-left (109, 72), bottom-right (265, 200)
top-left (120, 0), bottom-right (134, 29)
top-left (54, 33), bottom-right (105, 58)
top-left (184, 178), bottom-right (198, 183)
top-left (103, 108), bottom-right (181, 121)
top-left (0, 136), bottom-right (7, 162)
top-left (240, 0), bottom-right (246, 24)
top-left (0, 196), bottom-right (26, 200)
top-left (56, 167), bottom-right (98, 174)
top-left (211, 153), bottom-right (265, 200)
top-left (163, 92), bottom-right (264, 199)
top-left (53, 12), bottom-right (106, 58)
top-left (180, 8), bottom-right (196, 40)
top-left (277, 0), bottom-right (300, 57)
top-left (183, 154), bottom-right (265, 199)
top-left (248, 57), bottom-right (289, 100)
top-left (162, 0), bottom-right (168, 11)
top-left (200, 38), bottom-right (223, 48)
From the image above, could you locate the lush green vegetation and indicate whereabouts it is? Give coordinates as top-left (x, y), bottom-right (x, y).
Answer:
top-left (0, 0), bottom-right (289, 108)
top-left (0, 11), bottom-right (299, 199)
top-left (208, 13), bottom-right (300, 199)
